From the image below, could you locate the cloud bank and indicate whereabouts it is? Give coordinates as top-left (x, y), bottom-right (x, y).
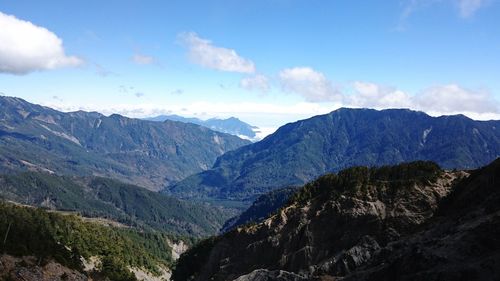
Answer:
top-left (0, 12), bottom-right (83, 74)
top-left (275, 66), bottom-right (499, 117)
top-left (348, 82), bottom-right (500, 117)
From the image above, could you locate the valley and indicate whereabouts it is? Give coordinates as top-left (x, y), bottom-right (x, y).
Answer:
top-left (1, 98), bottom-right (499, 281)
top-left (2, 2), bottom-right (499, 280)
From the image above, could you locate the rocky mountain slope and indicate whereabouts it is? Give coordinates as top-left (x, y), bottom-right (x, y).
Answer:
top-left (222, 186), bottom-right (298, 232)
top-left (166, 108), bottom-right (500, 201)
top-left (0, 171), bottom-right (231, 236)
top-left (0, 96), bottom-right (250, 191)
top-left (172, 159), bottom-right (500, 281)
top-left (145, 114), bottom-right (259, 141)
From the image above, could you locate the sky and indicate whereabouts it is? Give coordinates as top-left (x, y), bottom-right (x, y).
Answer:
top-left (0, 0), bottom-right (499, 137)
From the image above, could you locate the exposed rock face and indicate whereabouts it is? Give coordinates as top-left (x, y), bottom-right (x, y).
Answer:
top-left (232, 269), bottom-right (308, 281)
top-left (168, 239), bottom-right (189, 260)
top-left (222, 186), bottom-right (298, 232)
top-left (0, 255), bottom-right (88, 281)
top-left (342, 157), bottom-right (500, 281)
top-left (130, 266), bottom-right (171, 281)
top-left (173, 160), bottom-right (500, 281)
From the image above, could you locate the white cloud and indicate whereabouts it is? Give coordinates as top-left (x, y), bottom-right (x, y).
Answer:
top-left (398, 0), bottom-right (488, 27)
top-left (240, 74), bottom-right (270, 92)
top-left (278, 67), bottom-right (342, 102)
top-left (42, 100), bottom-right (338, 136)
top-left (41, 86), bottom-right (500, 140)
top-left (415, 84), bottom-right (499, 113)
top-left (179, 32), bottom-right (255, 73)
top-left (347, 82), bottom-right (499, 116)
top-left (0, 12), bottom-right (83, 74)
top-left (132, 54), bottom-right (155, 65)
top-left (349, 81), bottom-right (413, 109)
top-left (458, 0), bottom-right (486, 17)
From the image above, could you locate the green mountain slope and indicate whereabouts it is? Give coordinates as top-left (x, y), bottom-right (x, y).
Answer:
top-left (0, 202), bottom-right (179, 281)
top-left (0, 96), bottom-right (250, 191)
top-left (0, 172), bottom-right (232, 236)
top-left (166, 108), bottom-right (500, 201)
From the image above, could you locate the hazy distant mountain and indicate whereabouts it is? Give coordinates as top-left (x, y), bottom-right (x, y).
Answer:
top-left (144, 114), bottom-right (260, 141)
top-left (166, 108), bottom-right (500, 202)
top-left (0, 96), bottom-right (250, 191)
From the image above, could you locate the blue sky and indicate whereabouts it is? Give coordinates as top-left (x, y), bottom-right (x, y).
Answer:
top-left (0, 0), bottom-right (499, 136)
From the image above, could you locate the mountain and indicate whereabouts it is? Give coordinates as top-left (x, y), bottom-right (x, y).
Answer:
top-left (0, 201), bottom-right (180, 281)
top-left (172, 159), bottom-right (500, 281)
top-left (0, 96), bottom-right (250, 191)
top-left (0, 171), bottom-right (233, 237)
top-left (166, 108), bottom-right (500, 202)
top-left (144, 114), bottom-right (260, 141)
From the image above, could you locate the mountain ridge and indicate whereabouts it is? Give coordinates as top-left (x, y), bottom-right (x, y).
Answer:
top-left (166, 107), bottom-right (500, 202)
top-left (0, 96), bottom-right (250, 191)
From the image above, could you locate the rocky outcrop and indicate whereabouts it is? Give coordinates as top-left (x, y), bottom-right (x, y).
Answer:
top-left (174, 159), bottom-right (500, 280)
top-left (173, 161), bottom-right (474, 281)
top-left (0, 255), bottom-right (88, 281)
top-left (232, 269), bottom-right (308, 281)
top-left (342, 157), bottom-right (500, 281)
top-left (222, 186), bottom-right (298, 232)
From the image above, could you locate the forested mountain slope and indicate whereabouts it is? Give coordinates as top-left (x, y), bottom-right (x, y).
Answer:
top-left (0, 96), bottom-right (250, 191)
top-left (0, 171), bottom-right (232, 236)
top-left (167, 108), bottom-right (500, 201)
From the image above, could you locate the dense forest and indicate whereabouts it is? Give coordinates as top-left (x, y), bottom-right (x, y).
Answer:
top-left (0, 171), bottom-right (233, 236)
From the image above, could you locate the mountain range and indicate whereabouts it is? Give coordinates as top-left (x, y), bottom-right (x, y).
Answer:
top-left (0, 96), bottom-right (250, 191)
top-left (166, 108), bottom-right (500, 202)
top-left (144, 114), bottom-right (260, 141)
top-left (2, 97), bottom-right (500, 281)
top-left (172, 159), bottom-right (500, 281)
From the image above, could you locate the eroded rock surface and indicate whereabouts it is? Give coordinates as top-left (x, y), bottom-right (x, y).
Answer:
top-left (173, 160), bottom-right (500, 281)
